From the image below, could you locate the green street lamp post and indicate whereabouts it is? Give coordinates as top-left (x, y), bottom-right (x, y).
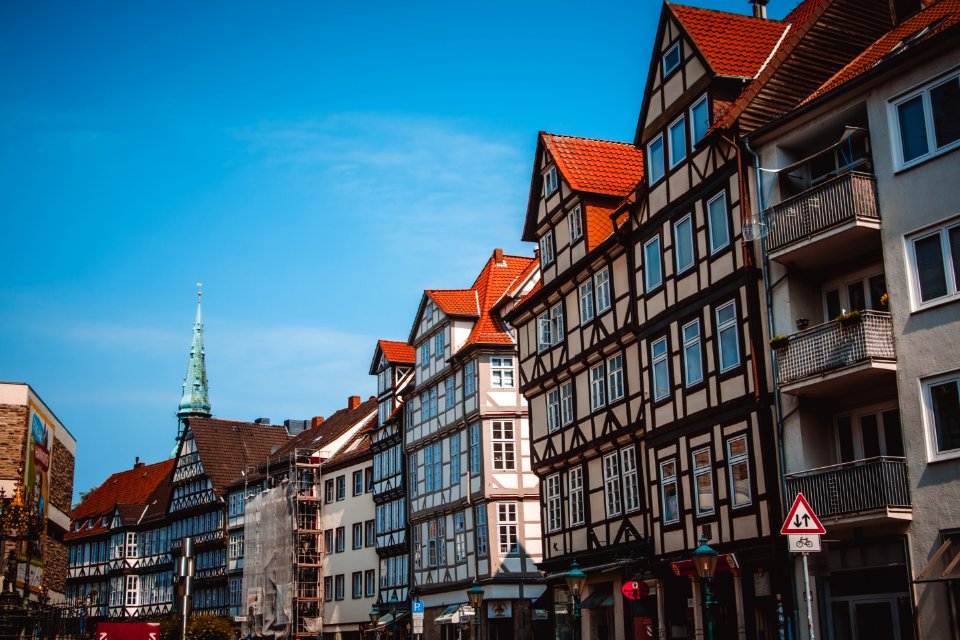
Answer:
top-left (467, 581), bottom-right (484, 640)
top-left (692, 535), bottom-right (719, 640)
top-left (388, 594), bottom-right (399, 639)
top-left (369, 603), bottom-right (380, 640)
top-left (564, 560), bottom-right (587, 640)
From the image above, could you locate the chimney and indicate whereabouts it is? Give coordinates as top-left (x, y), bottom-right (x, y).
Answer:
top-left (254, 417), bottom-right (271, 425)
top-left (134, 456), bottom-right (144, 469)
top-left (750, 0), bottom-right (769, 18)
top-left (312, 416), bottom-right (325, 428)
top-left (348, 395), bottom-right (361, 410)
top-left (493, 248), bottom-right (504, 265)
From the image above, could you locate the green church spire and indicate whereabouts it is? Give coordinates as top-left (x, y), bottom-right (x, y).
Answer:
top-left (178, 284), bottom-right (212, 422)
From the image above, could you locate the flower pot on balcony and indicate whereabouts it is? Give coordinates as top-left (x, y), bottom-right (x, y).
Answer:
top-left (769, 336), bottom-right (790, 351)
top-left (837, 310), bottom-right (862, 328)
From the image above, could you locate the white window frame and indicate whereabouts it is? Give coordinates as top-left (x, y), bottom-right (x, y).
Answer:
top-left (674, 213), bottom-right (695, 273)
top-left (662, 41), bottom-right (681, 77)
top-left (668, 114), bottom-right (688, 168)
top-left (538, 303), bottom-right (564, 351)
top-left (568, 205), bottom-right (583, 242)
top-left (905, 218), bottom-right (960, 309)
top-left (560, 381), bottom-right (575, 426)
top-left (595, 268), bottom-right (611, 313)
top-left (546, 387), bottom-right (561, 433)
top-left (644, 235), bottom-right (663, 292)
top-left (490, 356), bottom-right (515, 388)
top-left (660, 459), bottom-right (680, 524)
top-left (568, 466), bottom-right (584, 526)
top-left (544, 166), bottom-right (559, 195)
top-left (682, 319), bottom-right (704, 387)
top-left (692, 448), bottom-right (714, 516)
top-left (607, 353), bottom-right (624, 402)
top-left (579, 280), bottom-right (595, 323)
top-left (539, 230), bottom-right (555, 267)
top-left (651, 337), bottom-right (670, 401)
top-left (727, 435), bottom-right (752, 508)
top-left (921, 371), bottom-right (960, 462)
top-left (707, 191), bottom-right (730, 254)
top-left (497, 503), bottom-right (519, 555)
top-left (689, 94), bottom-right (710, 144)
top-left (621, 447), bottom-right (641, 513)
top-left (716, 300), bottom-right (740, 372)
top-left (602, 452), bottom-right (622, 517)
top-left (491, 421), bottom-right (516, 471)
top-left (890, 71), bottom-right (960, 170)
top-left (647, 134), bottom-right (665, 184)
top-left (545, 474), bottom-right (562, 533)
top-left (590, 362), bottom-right (606, 411)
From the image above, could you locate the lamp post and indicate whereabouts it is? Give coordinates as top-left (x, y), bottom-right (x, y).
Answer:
top-left (564, 561), bottom-right (587, 640)
top-left (369, 603), bottom-right (381, 640)
top-left (466, 581), bottom-right (484, 640)
top-left (692, 536), bottom-right (719, 640)
top-left (388, 594), bottom-right (399, 639)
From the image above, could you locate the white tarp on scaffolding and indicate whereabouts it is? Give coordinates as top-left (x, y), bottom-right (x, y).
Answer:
top-left (242, 481), bottom-right (295, 640)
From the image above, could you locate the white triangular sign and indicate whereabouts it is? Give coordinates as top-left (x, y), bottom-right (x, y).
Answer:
top-left (780, 492), bottom-right (826, 535)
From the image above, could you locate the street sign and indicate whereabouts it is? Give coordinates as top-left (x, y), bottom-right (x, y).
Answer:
top-left (412, 600), bottom-right (424, 614)
top-left (412, 612), bottom-right (424, 620)
top-left (788, 534), bottom-right (822, 553)
top-left (780, 492), bottom-right (826, 535)
top-left (412, 619), bottom-right (424, 634)
top-left (620, 580), bottom-right (649, 600)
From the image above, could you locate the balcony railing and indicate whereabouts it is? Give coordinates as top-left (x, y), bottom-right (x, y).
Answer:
top-left (767, 171), bottom-right (879, 253)
top-left (784, 457), bottom-right (910, 519)
top-left (776, 310), bottom-right (895, 385)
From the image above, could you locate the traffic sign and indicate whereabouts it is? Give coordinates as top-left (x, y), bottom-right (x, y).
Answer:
top-left (620, 580), bottom-right (649, 600)
top-left (412, 600), bottom-right (424, 614)
top-left (788, 534), bottom-right (821, 553)
top-left (780, 493), bottom-right (826, 535)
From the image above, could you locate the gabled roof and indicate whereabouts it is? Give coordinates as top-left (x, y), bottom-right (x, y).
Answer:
top-left (377, 340), bottom-right (416, 365)
top-left (463, 252), bottom-right (539, 348)
top-left (324, 416), bottom-right (375, 471)
top-left (425, 290), bottom-right (479, 317)
top-left (186, 417), bottom-right (291, 494)
top-left (804, 0), bottom-right (960, 103)
top-left (670, 4), bottom-right (790, 78)
top-left (68, 458), bottom-right (174, 539)
top-left (265, 396), bottom-right (377, 467)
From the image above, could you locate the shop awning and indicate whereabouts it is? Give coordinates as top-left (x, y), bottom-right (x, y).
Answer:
top-left (436, 604), bottom-right (474, 624)
top-left (579, 584), bottom-right (614, 609)
top-left (916, 537), bottom-right (960, 583)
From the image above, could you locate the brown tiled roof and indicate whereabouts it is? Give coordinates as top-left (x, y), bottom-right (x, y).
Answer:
top-left (670, 4), bottom-right (789, 78)
top-left (542, 134), bottom-right (645, 196)
top-left (804, 0), bottom-right (960, 103)
top-left (68, 458), bottom-right (174, 539)
top-left (266, 397), bottom-right (377, 467)
top-left (187, 418), bottom-right (291, 495)
top-left (324, 416), bottom-right (375, 470)
top-left (378, 340), bottom-right (415, 365)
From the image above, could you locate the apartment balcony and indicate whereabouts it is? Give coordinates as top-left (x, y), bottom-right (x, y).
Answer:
top-left (775, 310), bottom-right (896, 396)
top-left (767, 172), bottom-right (880, 268)
top-left (784, 457), bottom-right (911, 526)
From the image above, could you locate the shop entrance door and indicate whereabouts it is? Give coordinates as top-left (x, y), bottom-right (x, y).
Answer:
top-left (830, 596), bottom-right (909, 640)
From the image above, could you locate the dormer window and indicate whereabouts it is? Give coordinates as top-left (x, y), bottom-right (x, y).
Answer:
top-left (539, 231), bottom-right (555, 267)
top-left (544, 166), bottom-right (559, 195)
top-left (663, 41), bottom-right (681, 77)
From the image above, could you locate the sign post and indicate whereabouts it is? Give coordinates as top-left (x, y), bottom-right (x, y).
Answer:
top-left (411, 600), bottom-right (424, 638)
top-left (781, 493), bottom-right (825, 640)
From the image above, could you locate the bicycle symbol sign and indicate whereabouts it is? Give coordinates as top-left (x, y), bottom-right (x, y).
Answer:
top-left (788, 534), bottom-right (822, 553)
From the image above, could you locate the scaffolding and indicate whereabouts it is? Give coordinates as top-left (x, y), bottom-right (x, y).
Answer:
top-left (241, 449), bottom-right (325, 640)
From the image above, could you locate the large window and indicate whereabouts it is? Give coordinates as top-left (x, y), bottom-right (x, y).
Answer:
top-left (491, 357), bottom-right (514, 388)
top-left (568, 205), bottom-right (583, 242)
top-left (660, 460), bottom-right (679, 524)
top-left (644, 236), bottom-right (663, 291)
top-left (892, 72), bottom-right (960, 168)
top-left (707, 191), bottom-right (730, 253)
top-left (648, 134), bottom-right (665, 184)
top-left (716, 301), bottom-right (740, 372)
top-left (651, 337), bottom-right (670, 401)
top-left (497, 503), bottom-right (519, 555)
top-left (540, 231), bottom-right (556, 267)
top-left (669, 115), bottom-right (687, 167)
top-left (492, 421), bottom-right (516, 471)
top-left (674, 214), bottom-right (695, 273)
top-left (727, 436), bottom-right (752, 508)
top-left (602, 452), bottom-right (622, 517)
top-left (682, 319), bottom-right (703, 387)
top-left (560, 381), bottom-right (575, 426)
top-left (692, 448), bottom-right (714, 516)
top-left (547, 387), bottom-right (561, 433)
top-left (907, 220), bottom-right (960, 307)
top-left (568, 466), bottom-right (584, 526)
top-left (690, 94), bottom-right (710, 144)
top-left (922, 372), bottom-right (960, 460)
top-left (546, 474), bottom-right (562, 533)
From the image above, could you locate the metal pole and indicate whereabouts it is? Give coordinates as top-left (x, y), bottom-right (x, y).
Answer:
top-left (179, 537), bottom-right (195, 640)
top-left (801, 553), bottom-right (813, 640)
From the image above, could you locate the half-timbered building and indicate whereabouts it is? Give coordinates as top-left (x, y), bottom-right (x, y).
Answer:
top-left (404, 249), bottom-right (542, 640)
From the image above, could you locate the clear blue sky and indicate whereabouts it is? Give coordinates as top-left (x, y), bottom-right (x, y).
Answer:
top-left (0, 0), bottom-right (795, 501)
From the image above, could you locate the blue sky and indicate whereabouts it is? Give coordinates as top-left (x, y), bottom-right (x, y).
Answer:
top-left (0, 0), bottom-right (795, 501)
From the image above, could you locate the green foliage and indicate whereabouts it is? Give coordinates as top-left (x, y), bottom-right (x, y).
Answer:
top-left (144, 614), bottom-right (180, 640)
top-left (186, 615), bottom-right (236, 640)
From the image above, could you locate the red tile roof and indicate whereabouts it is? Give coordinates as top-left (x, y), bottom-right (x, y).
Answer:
top-left (670, 4), bottom-right (789, 78)
top-left (584, 204), bottom-right (619, 252)
top-left (463, 253), bottom-right (538, 348)
top-left (804, 0), bottom-right (960, 103)
top-left (377, 339), bottom-right (415, 365)
top-left (324, 416), bottom-right (375, 470)
top-left (426, 289), bottom-right (479, 316)
top-left (542, 134), bottom-right (645, 196)
top-left (68, 458), bottom-right (174, 539)
top-left (187, 417), bottom-right (291, 494)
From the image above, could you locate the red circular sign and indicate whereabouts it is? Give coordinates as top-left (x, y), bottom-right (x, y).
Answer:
top-left (621, 580), bottom-right (649, 600)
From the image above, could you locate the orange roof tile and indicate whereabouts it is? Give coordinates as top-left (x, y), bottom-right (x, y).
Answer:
top-left (804, 0), bottom-right (960, 103)
top-left (70, 459), bottom-right (174, 524)
top-left (670, 4), bottom-right (790, 78)
top-left (426, 289), bottom-right (479, 316)
top-left (542, 134), bottom-right (644, 196)
top-left (378, 339), bottom-right (415, 365)
top-left (463, 253), bottom-right (538, 347)
top-left (584, 204), bottom-right (619, 252)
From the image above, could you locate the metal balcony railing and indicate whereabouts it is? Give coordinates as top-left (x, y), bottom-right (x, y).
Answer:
top-left (776, 310), bottom-right (895, 385)
top-left (784, 457), bottom-right (910, 518)
top-left (767, 171), bottom-right (879, 252)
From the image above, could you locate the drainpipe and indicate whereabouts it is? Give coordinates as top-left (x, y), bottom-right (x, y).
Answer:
top-left (743, 135), bottom-right (802, 639)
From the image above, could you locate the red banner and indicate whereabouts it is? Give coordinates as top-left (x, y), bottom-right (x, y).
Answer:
top-left (33, 443), bottom-right (50, 472)
top-left (96, 622), bottom-right (161, 640)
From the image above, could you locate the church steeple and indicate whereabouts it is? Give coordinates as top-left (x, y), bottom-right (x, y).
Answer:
top-left (178, 284), bottom-right (211, 423)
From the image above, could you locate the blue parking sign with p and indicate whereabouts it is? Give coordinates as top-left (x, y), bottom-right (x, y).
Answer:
top-left (412, 600), bottom-right (424, 614)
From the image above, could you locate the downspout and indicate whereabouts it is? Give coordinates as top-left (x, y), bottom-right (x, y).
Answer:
top-left (742, 134), bottom-right (801, 638)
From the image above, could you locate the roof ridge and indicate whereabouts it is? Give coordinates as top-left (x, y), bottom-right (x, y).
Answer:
top-left (542, 131), bottom-right (636, 146)
top-left (670, 2), bottom-right (784, 22)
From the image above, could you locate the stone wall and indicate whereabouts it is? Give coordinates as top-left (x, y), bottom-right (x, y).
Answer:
top-left (0, 403), bottom-right (28, 480)
top-left (44, 534), bottom-right (68, 594)
top-left (50, 439), bottom-right (75, 514)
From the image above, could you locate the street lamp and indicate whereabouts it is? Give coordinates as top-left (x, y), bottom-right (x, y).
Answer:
top-left (388, 594), bottom-right (399, 639)
top-left (369, 603), bottom-right (381, 640)
top-left (692, 535), bottom-right (719, 640)
top-left (564, 560), bottom-right (587, 640)
top-left (466, 581), bottom-right (484, 639)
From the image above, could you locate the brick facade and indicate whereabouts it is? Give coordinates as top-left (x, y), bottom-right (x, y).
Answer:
top-left (45, 536), bottom-right (68, 594)
top-left (0, 404), bottom-right (28, 480)
top-left (50, 439), bottom-right (74, 514)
